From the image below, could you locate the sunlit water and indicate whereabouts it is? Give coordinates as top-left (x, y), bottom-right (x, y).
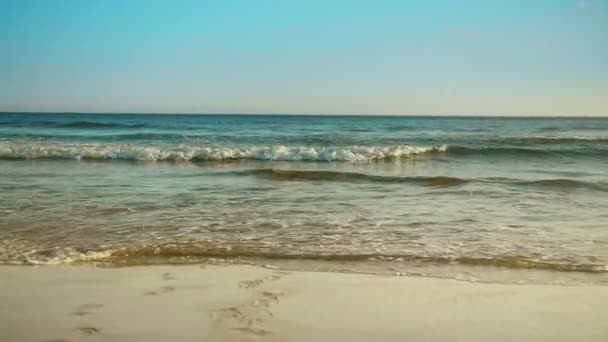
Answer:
top-left (1, 114), bottom-right (607, 284)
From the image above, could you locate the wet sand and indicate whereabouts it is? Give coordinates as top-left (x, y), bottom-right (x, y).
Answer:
top-left (0, 264), bottom-right (607, 342)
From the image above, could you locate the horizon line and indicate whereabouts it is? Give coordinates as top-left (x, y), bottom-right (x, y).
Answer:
top-left (1, 111), bottom-right (608, 118)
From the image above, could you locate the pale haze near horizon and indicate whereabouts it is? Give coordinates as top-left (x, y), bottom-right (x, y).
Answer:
top-left (1, 0), bottom-right (607, 116)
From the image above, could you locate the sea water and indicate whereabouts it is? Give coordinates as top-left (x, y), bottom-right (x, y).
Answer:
top-left (1, 113), bottom-right (607, 284)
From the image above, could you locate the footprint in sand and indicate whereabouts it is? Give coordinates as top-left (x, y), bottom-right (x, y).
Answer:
top-left (77, 326), bottom-right (101, 336)
top-left (218, 306), bottom-right (243, 319)
top-left (260, 291), bottom-right (283, 303)
top-left (212, 276), bottom-right (288, 338)
top-left (72, 304), bottom-right (104, 316)
top-left (233, 327), bottom-right (272, 336)
top-left (144, 285), bottom-right (175, 296)
top-left (238, 279), bottom-right (264, 289)
top-left (161, 272), bottom-right (175, 280)
top-left (266, 274), bottom-right (282, 282)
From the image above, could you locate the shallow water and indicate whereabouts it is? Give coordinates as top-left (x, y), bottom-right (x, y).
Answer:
top-left (1, 113), bottom-right (607, 284)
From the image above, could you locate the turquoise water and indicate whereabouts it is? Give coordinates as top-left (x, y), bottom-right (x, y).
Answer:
top-left (1, 114), bottom-right (607, 283)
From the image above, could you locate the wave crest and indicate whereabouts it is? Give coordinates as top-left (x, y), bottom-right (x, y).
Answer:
top-left (0, 142), bottom-right (447, 162)
top-left (10, 243), bottom-right (606, 274)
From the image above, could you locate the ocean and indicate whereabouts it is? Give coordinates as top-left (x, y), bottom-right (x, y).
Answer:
top-left (1, 113), bottom-right (607, 284)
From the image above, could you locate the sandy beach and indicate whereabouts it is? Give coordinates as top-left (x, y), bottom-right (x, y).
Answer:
top-left (3, 0), bottom-right (608, 340)
top-left (1, 264), bottom-right (606, 342)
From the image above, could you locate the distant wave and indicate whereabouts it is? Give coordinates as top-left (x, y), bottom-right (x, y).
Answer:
top-left (537, 125), bottom-right (608, 132)
top-left (446, 145), bottom-right (607, 158)
top-left (2, 120), bottom-right (58, 127)
top-left (58, 121), bottom-right (147, 128)
top-left (97, 133), bottom-right (189, 140)
top-left (232, 169), bottom-right (468, 186)
top-left (502, 136), bottom-right (608, 144)
top-left (537, 126), bottom-right (564, 132)
top-left (0, 142), bottom-right (447, 162)
top-left (0, 120), bottom-right (146, 128)
top-left (0, 132), bottom-right (192, 141)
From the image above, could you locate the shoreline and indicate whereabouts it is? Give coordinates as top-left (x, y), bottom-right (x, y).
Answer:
top-left (5, 255), bottom-right (607, 286)
top-left (1, 264), bottom-right (607, 342)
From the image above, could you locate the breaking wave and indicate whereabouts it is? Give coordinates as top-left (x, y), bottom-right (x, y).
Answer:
top-left (0, 142), bottom-right (447, 162)
top-left (1, 140), bottom-right (606, 162)
top-left (6, 243), bottom-right (606, 274)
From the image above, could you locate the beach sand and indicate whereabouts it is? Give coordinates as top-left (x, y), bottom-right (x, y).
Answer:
top-left (1, 264), bottom-right (606, 342)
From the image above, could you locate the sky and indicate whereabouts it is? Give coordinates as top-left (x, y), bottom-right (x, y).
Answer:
top-left (1, 0), bottom-right (607, 116)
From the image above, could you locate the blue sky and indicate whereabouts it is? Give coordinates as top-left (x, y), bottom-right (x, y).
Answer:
top-left (1, 0), bottom-right (607, 115)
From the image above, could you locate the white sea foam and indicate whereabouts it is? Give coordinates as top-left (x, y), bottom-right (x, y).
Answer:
top-left (0, 141), bottom-right (447, 162)
top-left (0, 244), bottom-right (114, 265)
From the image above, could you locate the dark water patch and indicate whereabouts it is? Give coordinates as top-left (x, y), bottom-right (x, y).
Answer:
top-left (401, 221), bottom-right (439, 227)
top-left (537, 125), bottom-right (608, 132)
top-left (446, 146), bottom-right (552, 158)
top-left (26, 120), bottom-right (59, 127)
top-left (98, 133), bottom-right (190, 140)
top-left (501, 137), bottom-right (608, 145)
top-left (479, 177), bottom-right (608, 192)
top-left (446, 145), bottom-right (607, 158)
top-left (228, 169), bottom-right (608, 191)
top-left (0, 184), bottom-right (44, 190)
top-left (537, 126), bottom-right (564, 132)
top-left (82, 184), bottom-right (135, 188)
top-left (448, 218), bottom-right (479, 224)
top-left (223, 169), bottom-right (608, 192)
top-left (514, 179), bottom-right (608, 192)
top-left (483, 177), bottom-right (517, 182)
top-left (345, 128), bottom-right (373, 132)
top-left (385, 125), bottom-right (413, 131)
top-left (0, 120), bottom-right (146, 128)
top-left (525, 169), bottom-right (598, 177)
top-left (231, 169), bottom-right (468, 187)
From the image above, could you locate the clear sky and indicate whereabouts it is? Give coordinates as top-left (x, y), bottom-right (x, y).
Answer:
top-left (1, 0), bottom-right (607, 116)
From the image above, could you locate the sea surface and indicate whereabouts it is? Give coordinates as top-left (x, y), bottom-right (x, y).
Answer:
top-left (1, 113), bottom-right (607, 284)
